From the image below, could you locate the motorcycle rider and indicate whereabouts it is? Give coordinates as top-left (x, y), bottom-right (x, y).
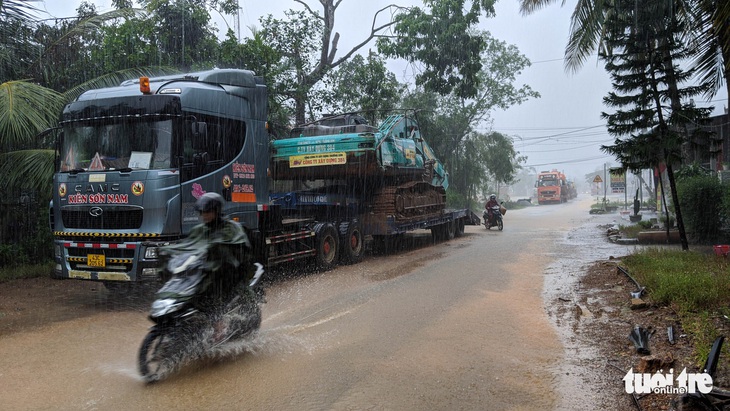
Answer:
top-left (485, 194), bottom-right (499, 224)
top-left (160, 192), bottom-right (255, 339)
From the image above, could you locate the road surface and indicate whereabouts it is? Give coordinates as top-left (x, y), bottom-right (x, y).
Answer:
top-left (0, 196), bottom-right (603, 410)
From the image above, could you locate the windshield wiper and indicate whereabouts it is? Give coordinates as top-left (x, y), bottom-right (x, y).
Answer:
top-left (68, 168), bottom-right (85, 174)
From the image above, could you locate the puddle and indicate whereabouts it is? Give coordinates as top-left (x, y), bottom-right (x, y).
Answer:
top-left (542, 213), bottom-right (645, 410)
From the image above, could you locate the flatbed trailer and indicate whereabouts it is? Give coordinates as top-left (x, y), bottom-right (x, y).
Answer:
top-left (49, 69), bottom-right (479, 287)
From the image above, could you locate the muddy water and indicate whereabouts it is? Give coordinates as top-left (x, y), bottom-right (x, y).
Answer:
top-left (0, 195), bottom-right (639, 410)
top-left (541, 201), bottom-right (653, 409)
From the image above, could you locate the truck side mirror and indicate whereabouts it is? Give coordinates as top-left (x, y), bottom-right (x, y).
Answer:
top-left (191, 122), bottom-right (208, 150)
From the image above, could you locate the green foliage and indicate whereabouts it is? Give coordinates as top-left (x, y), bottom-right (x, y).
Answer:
top-left (138, 0), bottom-right (219, 70)
top-left (0, 244), bottom-right (27, 267)
top-left (0, 82), bottom-right (65, 150)
top-left (676, 175), bottom-right (723, 243)
top-left (675, 163), bottom-right (714, 180)
top-left (637, 220), bottom-right (653, 229)
top-left (0, 192), bottom-right (54, 267)
top-left (618, 224), bottom-right (644, 238)
top-left (325, 54), bottom-right (404, 125)
top-left (622, 248), bottom-right (730, 364)
top-left (624, 249), bottom-right (730, 311)
top-left (0, 262), bottom-right (54, 282)
top-left (259, 9), bottom-right (329, 123)
top-left (722, 186), bottom-right (730, 228)
top-left (377, 0), bottom-right (497, 99)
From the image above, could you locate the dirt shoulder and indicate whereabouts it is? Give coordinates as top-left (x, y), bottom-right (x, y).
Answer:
top-left (564, 257), bottom-right (730, 411)
top-left (0, 277), bottom-right (151, 336)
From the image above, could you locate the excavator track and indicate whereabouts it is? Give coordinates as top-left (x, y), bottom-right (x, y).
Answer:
top-left (371, 181), bottom-right (446, 222)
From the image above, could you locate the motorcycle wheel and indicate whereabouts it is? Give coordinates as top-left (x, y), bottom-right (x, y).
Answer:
top-left (138, 328), bottom-right (168, 383)
top-left (235, 300), bottom-right (262, 337)
top-left (497, 218), bottom-right (504, 231)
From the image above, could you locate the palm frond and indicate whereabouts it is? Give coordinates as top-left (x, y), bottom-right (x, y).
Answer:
top-left (0, 149), bottom-right (55, 195)
top-left (519, 0), bottom-right (565, 16)
top-left (32, 8), bottom-right (149, 73)
top-left (565, 0), bottom-right (605, 73)
top-left (0, 80), bottom-right (64, 149)
top-left (0, 0), bottom-right (41, 21)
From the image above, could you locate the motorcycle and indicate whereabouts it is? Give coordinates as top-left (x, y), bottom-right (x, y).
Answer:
top-left (138, 250), bottom-right (265, 383)
top-left (483, 204), bottom-right (504, 231)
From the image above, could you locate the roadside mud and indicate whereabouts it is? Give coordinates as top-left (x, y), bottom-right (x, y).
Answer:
top-left (544, 213), bottom-right (728, 411)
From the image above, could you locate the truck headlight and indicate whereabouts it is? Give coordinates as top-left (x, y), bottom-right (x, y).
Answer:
top-left (54, 244), bottom-right (61, 258)
top-left (145, 247), bottom-right (158, 259)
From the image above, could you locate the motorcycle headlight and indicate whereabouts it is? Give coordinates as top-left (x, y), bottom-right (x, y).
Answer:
top-left (151, 298), bottom-right (184, 317)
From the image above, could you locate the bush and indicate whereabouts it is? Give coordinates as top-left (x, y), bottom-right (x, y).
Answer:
top-left (0, 262), bottom-right (54, 282)
top-left (624, 249), bottom-right (730, 311)
top-left (0, 244), bottom-right (28, 267)
top-left (622, 248), bottom-right (730, 365)
top-left (676, 175), bottom-right (723, 243)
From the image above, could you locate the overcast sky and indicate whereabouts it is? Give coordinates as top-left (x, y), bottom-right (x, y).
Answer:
top-left (41, 0), bottom-right (728, 180)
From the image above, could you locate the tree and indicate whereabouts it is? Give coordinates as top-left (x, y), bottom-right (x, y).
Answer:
top-left (259, 1), bottom-right (409, 124)
top-left (692, 0), bottom-right (730, 102)
top-left (260, 0), bottom-right (500, 124)
top-left (518, 0), bottom-right (729, 109)
top-left (599, 0), bottom-right (713, 250)
top-left (137, 0), bottom-right (219, 70)
top-left (259, 9), bottom-right (330, 124)
top-left (217, 26), bottom-right (290, 136)
top-left (377, 0), bottom-right (497, 99)
top-left (0, 0), bottom-right (42, 83)
top-left (324, 53), bottom-right (404, 125)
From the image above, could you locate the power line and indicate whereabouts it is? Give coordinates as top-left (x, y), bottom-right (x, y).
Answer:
top-left (525, 154), bottom-right (613, 168)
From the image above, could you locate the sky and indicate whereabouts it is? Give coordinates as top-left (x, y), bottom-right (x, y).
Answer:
top-left (40, 0), bottom-right (728, 180)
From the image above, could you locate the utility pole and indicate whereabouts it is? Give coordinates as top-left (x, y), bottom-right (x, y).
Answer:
top-left (603, 163), bottom-right (607, 207)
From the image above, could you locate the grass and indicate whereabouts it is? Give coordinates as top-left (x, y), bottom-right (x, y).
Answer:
top-left (622, 248), bottom-right (730, 364)
top-left (0, 262), bottom-right (54, 283)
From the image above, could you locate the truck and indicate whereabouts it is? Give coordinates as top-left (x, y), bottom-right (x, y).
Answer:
top-left (50, 69), bottom-right (477, 286)
top-left (535, 169), bottom-right (570, 204)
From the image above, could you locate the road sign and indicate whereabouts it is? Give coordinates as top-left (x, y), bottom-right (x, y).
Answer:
top-left (593, 175), bottom-right (603, 183)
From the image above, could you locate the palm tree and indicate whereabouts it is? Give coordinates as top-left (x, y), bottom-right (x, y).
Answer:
top-left (0, 3), bottom-right (172, 195)
top-left (519, 0), bottom-right (728, 100)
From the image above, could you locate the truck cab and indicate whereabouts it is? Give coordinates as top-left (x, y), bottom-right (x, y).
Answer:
top-left (51, 69), bottom-right (269, 283)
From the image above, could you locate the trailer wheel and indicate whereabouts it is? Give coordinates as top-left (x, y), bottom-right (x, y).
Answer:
top-left (339, 220), bottom-right (363, 264)
top-left (446, 221), bottom-right (456, 240)
top-left (431, 224), bottom-right (447, 242)
top-left (455, 218), bottom-right (465, 237)
top-left (314, 223), bottom-right (339, 270)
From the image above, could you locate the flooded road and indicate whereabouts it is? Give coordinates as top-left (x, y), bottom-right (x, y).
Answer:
top-left (0, 195), bottom-right (627, 410)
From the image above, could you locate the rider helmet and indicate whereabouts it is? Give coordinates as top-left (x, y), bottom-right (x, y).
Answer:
top-left (490, 194), bottom-right (496, 200)
top-left (195, 192), bottom-right (225, 216)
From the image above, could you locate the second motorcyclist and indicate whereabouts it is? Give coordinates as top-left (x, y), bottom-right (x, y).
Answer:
top-left (485, 194), bottom-right (499, 225)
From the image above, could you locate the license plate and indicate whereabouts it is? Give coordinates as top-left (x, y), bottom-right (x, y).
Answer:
top-left (87, 254), bottom-right (106, 268)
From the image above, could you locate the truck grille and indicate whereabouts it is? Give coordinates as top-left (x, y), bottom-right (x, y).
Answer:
top-left (61, 208), bottom-right (143, 229)
top-left (64, 242), bottom-right (136, 273)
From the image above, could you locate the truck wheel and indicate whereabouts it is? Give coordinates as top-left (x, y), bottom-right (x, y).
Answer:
top-left (339, 220), bottom-right (363, 264)
top-left (314, 223), bottom-right (339, 270)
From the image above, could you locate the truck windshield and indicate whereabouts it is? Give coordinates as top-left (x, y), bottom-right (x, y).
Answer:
top-left (60, 119), bottom-right (173, 172)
